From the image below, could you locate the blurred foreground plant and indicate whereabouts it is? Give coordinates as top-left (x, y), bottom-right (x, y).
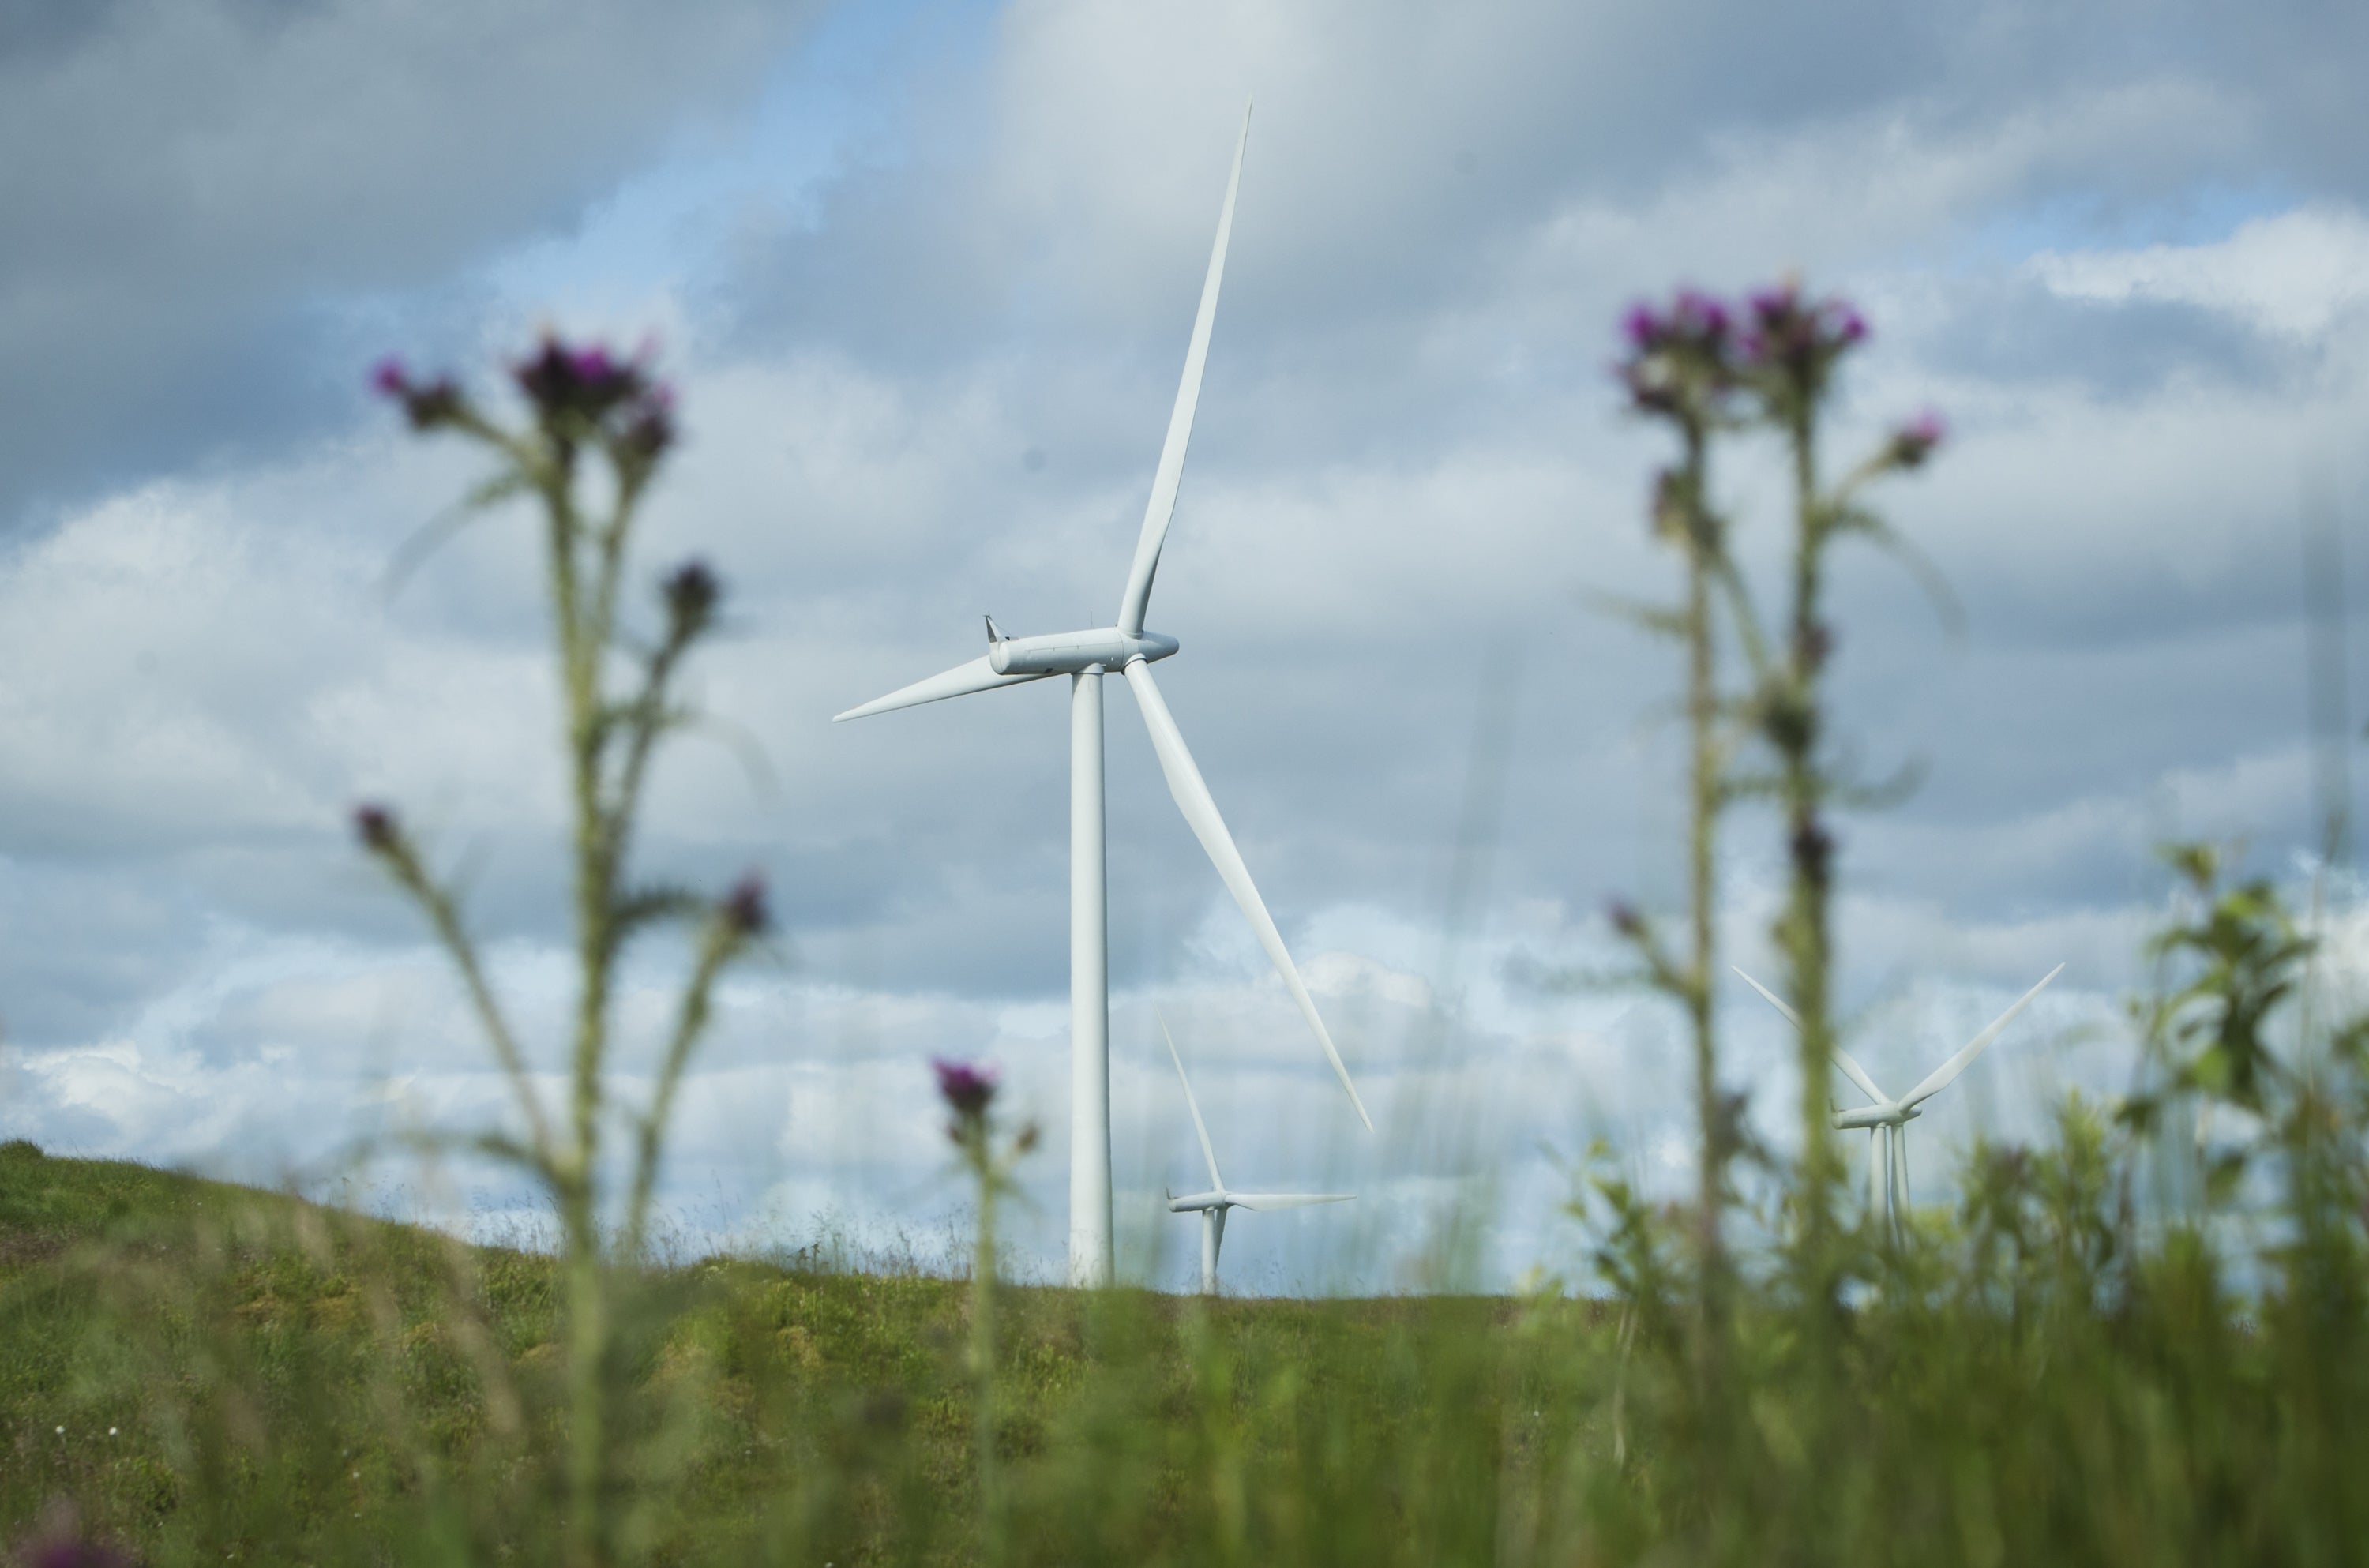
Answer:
top-left (1606, 281), bottom-right (1947, 1406)
top-left (937, 1059), bottom-right (1035, 1565)
top-left (360, 339), bottom-right (766, 1568)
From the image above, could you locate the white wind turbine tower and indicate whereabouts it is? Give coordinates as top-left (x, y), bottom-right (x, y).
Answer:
top-left (1161, 1017), bottom-right (1353, 1295)
top-left (834, 107), bottom-right (1372, 1289)
top-left (1734, 964), bottom-right (2063, 1235)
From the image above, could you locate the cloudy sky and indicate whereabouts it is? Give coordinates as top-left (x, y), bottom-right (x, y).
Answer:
top-left (3, 0), bottom-right (2366, 1292)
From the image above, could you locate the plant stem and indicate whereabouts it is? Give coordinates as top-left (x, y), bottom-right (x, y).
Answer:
top-left (971, 1170), bottom-right (1003, 1564)
top-left (1678, 424), bottom-right (1729, 1390)
top-left (1777, 406), bottom-right (1840, 1289)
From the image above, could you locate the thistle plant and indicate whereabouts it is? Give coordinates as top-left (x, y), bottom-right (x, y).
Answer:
top-left (1728, 283), bottom-right (1944, 1286)
top-left (1606, 283), bottom-right (1946, 1379)
top-left (1609, 287), bottom-right (1749, 1399)
top-left (359, 338), bottom-right (768, 1568)
top-left (935, 1057), bottom-right (1034, 1565)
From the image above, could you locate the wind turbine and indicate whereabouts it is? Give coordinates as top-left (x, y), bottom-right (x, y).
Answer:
top-left (1161, 1017), bottom-right (1353, 1295)
top-left (1733, 964), bottom-right (2063, 1235)
top-left (834, 107), bottom-right (1371, 1289)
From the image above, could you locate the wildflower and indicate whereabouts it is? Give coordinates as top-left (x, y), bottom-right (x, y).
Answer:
top-left (934, 1059), bottom-right (998, 1122)
top-left (1738, 280), bottom-right (1866, 406)
top-left (1887, 409), bottom-right (1946, 469)
top-left (513, 334), bottom-right (645, 422)
top-left (369, 356), bottom-right (463, 430)
top-left (1616, 287), bottom-right (1738, 427)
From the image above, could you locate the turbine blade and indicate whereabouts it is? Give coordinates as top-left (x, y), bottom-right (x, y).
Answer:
top-left (1830, 1046), bottom-right (1890, 1111)
top-left (1227, 1193), bottom-right (1356, 1211)
top-left (1124, 660), bottom-right (1373, 1129)
top-left (1734, 966), bottom-right (1890, 1105)
top-left (1899, 963), bottom-right (2064, 1110)
top-left (832, 655), bottom-right (1050, 722)
top-left (1160, 1013), bottom-right (1226, 1193)
top-left (1732, 966), bottom-right (1803, 1029)
top-left (1115, 103), bottom-right (1250, 636)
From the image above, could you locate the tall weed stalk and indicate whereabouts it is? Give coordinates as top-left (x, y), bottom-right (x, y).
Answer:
top-left (361, 343), bottom-right (768, 1568)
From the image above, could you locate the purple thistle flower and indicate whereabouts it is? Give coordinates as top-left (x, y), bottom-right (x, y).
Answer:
top-left (1614, 286), bottom-right (1741, 419)
top-left (370, 354), bottom-right (464, 430)
top-left (1623, 302), bottom-right (1662, 351)
top-left (514, 334), bottom-right (644, 421)
top-left (934, 1058), bottom-right (998, 1120)
top-left (1672, 287), bottom-right (1729, 342)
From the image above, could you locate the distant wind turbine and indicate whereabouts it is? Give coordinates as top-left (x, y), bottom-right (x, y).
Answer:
top-left (835, 106), bottom-right (1370, 1289)
top-left (1161, 1017), bottom-right (1353, 1295)
top-left (1734, 964), bottom-right (2063, 1234)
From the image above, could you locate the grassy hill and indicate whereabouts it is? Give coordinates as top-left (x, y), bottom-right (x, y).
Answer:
top-left (0, 1141), bottom-right (1561, 1566)
top-left (8, 1132), bottom-right (2369, 1567)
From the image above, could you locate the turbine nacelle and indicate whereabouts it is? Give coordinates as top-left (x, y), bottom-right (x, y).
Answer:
top-left (1167, 1187), bottom-right (1227, 1213)
top-left (986, 623), bottom-right (1180, 677)
top-left (1831, 1103), bottom-right (1920, 1131)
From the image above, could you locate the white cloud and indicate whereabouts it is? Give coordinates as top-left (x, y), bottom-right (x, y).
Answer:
top-left (2029, 204), bottom-right (2369, 337)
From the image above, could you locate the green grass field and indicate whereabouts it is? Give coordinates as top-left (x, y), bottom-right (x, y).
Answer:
top-left (6, 1115), bottom-right (2369, 1568)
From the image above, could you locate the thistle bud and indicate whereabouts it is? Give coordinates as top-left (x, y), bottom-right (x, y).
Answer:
top-left (722, 872), bottom-right (769, 936)
top-left (353, 802), bottom-right (399, 853)
top-left (1888, 410), bottom-right (1946, 469)
top-left (663, 558), bottom-right (719, 639)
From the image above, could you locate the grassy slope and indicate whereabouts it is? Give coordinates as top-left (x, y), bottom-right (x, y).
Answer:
top-left (17, 1136), bottom-right (2360, 1567)
top-left (0, 1142), bottom-right (1567, 1566)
